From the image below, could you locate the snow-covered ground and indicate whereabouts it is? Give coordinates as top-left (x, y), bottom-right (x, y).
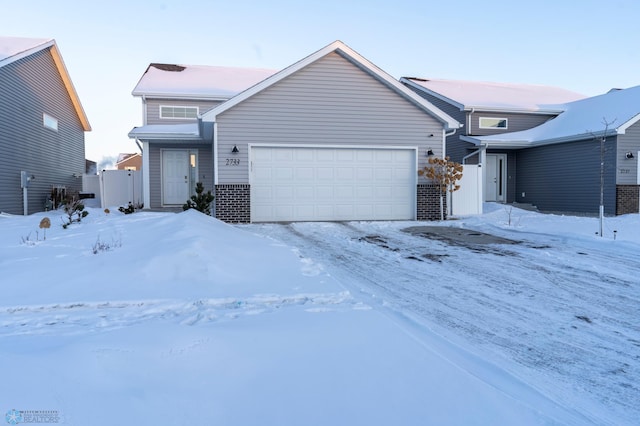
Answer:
top-left (0, 203), bottom-right (637, 425)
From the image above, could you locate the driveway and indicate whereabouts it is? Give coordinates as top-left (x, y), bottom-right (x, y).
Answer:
top-left (244, 220), bottom-right (640, 425)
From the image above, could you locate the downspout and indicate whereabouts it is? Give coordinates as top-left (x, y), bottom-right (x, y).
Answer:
top-left (442, 127), bottom-right (457, 158)
top-left (142, 95), bottom-right (147, 125)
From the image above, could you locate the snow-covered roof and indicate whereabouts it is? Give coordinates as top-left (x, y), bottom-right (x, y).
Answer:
top-left (0, 36), bottom-right (51, 65)
top-left (131, 63), bottom-right (278, 100)
top-left (202, 40), bottom-right (460, 131)
top-left (401, 77), bottom-right (587, 113)
top-left (128, 123), bottom-right (201, 140)
top-left (463, 85), bottom-right (640, 148)
top-left (0, 36), bottom-right (91, 131)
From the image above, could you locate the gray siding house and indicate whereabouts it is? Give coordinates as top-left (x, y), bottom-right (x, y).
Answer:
top-left (130, 41), bottom-right (460, 223)
top-left (0, 37), bottom-right (91, 215)
top-left (465, 86), bottom-right (640, 215)
top-left (400, 77), bottom-right (585, 205)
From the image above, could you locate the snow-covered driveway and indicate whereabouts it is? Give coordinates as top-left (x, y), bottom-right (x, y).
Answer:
top-left (244, 216), bottom-right (640, 426)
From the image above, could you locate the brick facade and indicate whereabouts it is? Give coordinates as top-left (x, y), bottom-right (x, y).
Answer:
top-left (417, 184), bottom-right (446, 220)
top-left (616, 185), bottom-right (639, 215)
top-left (214, 184), bottom-right (443, 223)
top-left (215, 184), bottom-right (251, 223)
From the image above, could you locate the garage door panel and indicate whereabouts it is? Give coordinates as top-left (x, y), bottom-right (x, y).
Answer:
top-left (274, 149), bottom-right (294, 161)
top-left (251, 147), bottom-right (415, 222)
top-left (317, 168), bottom-right (334, 180)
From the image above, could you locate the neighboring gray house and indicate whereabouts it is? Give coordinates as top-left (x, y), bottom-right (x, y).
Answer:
top-left (400, 77), bottom-right (585, 204)
top-left (0, 36), bottom-right (91, 215)
top-left (130, 41), bottom-right (460, 223)
top-left (465, 86), bottom-right (640, 215)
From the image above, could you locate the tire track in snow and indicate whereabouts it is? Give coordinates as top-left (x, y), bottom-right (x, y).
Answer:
top-left (0, 292), bottom-right (359, 337)
top-left (248, 222), bottom-right (640, 426)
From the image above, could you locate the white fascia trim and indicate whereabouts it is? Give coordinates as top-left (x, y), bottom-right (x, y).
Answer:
top-left (399, 78), bottom-right (465, 111)
top-left (465, 106), bottom-right (567, 115)
top-left (48, 43), bottom-right (91, 131)
top-left (213, 122), bottom-right (219, 185)
top-left (248, 143), bottom-right (419, 151)
top-left (131, 91), bottom-right (232, 102)
top-left (616, 112), bottom-right (640, 134)
top-left (204, 41), bottom-right (460, 130)
top-left (0, 38), bottom-right (54, 68)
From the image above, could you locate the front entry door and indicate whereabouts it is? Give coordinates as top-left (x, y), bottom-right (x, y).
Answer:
top-left (485, 154), bottom-right (507, 202)
top-left (162, 150), bottom-right (190, 205)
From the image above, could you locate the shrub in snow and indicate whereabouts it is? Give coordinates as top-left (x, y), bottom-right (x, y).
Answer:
top-left (61, 196), bottom-right (88, 229)
top-left (183, 182), bottom-right (214, 215)
top-left (92, 235), bottom-right (122, 254)
top-left (118, 202), bottom-right (143, 215)
top-left (418, 156), bottom-right (463, 220)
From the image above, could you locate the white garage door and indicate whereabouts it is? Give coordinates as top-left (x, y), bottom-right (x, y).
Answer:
top-left (250, 146), bottom-right (416, 222)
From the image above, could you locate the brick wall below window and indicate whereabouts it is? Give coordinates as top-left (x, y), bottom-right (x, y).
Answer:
top-left (215, 184), bottom-right (250, 223)
top-left (616, 185), bottom-right (639, 215)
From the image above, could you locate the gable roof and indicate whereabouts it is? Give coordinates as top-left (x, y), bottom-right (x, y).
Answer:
top-left (400, 77), bottom-right (587, 114)
top-left (0, 36), bottom-right (91, 131)
top-left (131, 63), bottom-right (277, 100)
top-left (462, 85), bottom-right (640, 148)
top-left (202, 40), bottom-right (460, 130)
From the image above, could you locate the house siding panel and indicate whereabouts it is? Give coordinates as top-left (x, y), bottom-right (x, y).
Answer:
top-left (617, 120), bottom-right (640, 185)
top-left (516, 137), bottom-right (617, 214)
top-left (146, 99), bottom-right (224, 125)
top-left (469, 112), bottom-right (555, 136)
top-left (400, 84), bottom-right (469, 163)
top-left (0, 48), bottom-right (85, 215)
top-left (216, 52), bottom-right (444, 185)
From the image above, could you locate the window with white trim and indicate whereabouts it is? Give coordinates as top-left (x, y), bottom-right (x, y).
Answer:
top-left (160, 105), bottom-right (199, 119)
top-left (479, 117), bottom-right (508, 129)
top-left (43, 113), bottom-right (58, 131)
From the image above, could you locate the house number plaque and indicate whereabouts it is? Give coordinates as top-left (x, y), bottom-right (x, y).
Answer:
top-left (226, 158), bottom-right (240, 166)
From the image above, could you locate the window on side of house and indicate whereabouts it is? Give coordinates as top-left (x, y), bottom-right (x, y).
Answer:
top-left (479, 117), bottom-right (508, 129)
top-left (160, 105), bottom-right (199, 119)
top-left (43, 113), bottom-right (58, 131)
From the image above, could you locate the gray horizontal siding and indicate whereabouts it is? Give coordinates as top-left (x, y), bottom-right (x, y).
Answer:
top-left (516, 137), bottom-right (617, 214)
top-left (469, 111), bottom-right (555, 136)
top-left (0, 48), bottom-right (85, 215)
top-left (216, 52), bottom-right (444, 184)
top-left (617, 120), bottom-right (640, 184)
top-left (148, 143), bottom-right (213, 209)
top-left (146, 99), bottom-right (224, 125)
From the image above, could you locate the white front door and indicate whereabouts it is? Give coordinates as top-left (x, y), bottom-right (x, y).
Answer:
top-left (162, 150), bottom-right (190, 205)
top-left (485, 154), bottom-right (507, 202)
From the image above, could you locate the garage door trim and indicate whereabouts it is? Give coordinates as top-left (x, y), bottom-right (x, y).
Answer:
top-left (249, 144), bottom-right (418, 222)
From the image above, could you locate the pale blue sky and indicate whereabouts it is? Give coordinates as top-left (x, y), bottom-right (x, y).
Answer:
top-left (5, 0), bottom-right (640, 163)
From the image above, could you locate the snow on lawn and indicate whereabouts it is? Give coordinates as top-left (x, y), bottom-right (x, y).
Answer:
top-left (0, 204), bottom-right (635, 425)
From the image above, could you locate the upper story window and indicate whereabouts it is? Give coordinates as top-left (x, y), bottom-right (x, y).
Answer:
top-left (43, 113), bottom-right (58, 131)
top-left (160, 105), bottom-right (199, 119)
top-left (479, 117), bottom-right (508, 129)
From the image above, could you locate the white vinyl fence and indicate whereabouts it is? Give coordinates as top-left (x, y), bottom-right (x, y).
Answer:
top-left (83, 170), bottom-right (143, 209)
top-left (449, 164), bottom-right (483, 216)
